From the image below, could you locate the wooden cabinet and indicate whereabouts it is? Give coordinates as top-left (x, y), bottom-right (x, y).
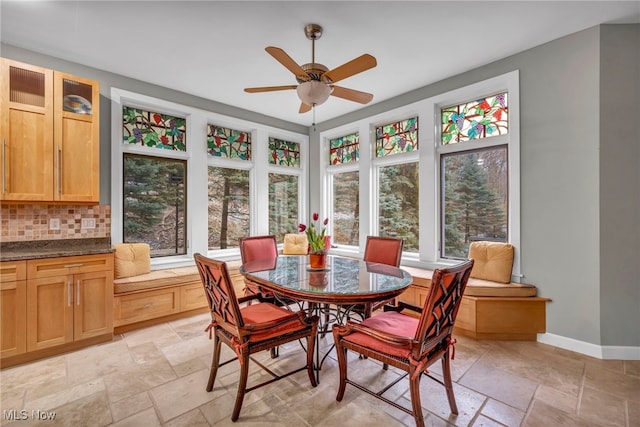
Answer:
top-left (0, 58), bottom-right (100, 203)
top-left (0, 261), bottom-right (27, 358)
top-left (25, 254), bottom-right (113, 352)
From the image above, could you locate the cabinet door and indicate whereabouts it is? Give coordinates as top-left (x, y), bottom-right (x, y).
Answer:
top-left (73, 270), bottom-right (113, 340)
top-left (26, 275), bottom-right (74, 351)
top-left (54, 72), bottom-right (99, 202)
top-left (0, 58), bottom-right (54, 201)
top-left (0, 280), bottom-right (27, 358)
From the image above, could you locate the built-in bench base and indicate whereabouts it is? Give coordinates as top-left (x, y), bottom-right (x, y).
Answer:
top-left (113, 260), bottom-right (244, 334)
top-left (400, 266), bottom-right (550, 340)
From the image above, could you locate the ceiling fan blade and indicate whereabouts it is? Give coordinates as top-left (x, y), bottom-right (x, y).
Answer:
top-left (330, 86), bottom-right (374, 104)
top-left (244, 85), bottom-right (297, 93)
top-left (265, 46), bottom-right (310, 81)
top-left (322, 54), bottom-right (377, 84)
top-left (299, 103), bottom-right (312, 114)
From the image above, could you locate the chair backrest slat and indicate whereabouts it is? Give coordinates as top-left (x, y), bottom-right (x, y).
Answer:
top-left (195, 253), bottom-right (244, 331)
top-left (414, 259), bottom-right (474, 353)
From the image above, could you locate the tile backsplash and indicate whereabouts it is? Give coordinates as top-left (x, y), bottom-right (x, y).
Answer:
top-left (0, 204), bottom-right (110, 242)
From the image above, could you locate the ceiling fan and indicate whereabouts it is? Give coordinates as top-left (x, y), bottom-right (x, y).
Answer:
top-left (244, 24), bottom-right (377, 114)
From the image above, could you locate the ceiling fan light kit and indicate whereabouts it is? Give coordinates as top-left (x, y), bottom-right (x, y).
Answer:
top-left (297, 80), bottom-right (332, 106)
top-left (244, 23), bottom-right (377, 114)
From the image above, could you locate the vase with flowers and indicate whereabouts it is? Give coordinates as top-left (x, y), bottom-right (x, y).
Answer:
top-left (299, 213), bottom-right (329, 269)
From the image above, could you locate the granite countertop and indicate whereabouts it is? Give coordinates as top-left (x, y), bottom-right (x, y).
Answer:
top-left (0, 238), bottom-right (114, 261)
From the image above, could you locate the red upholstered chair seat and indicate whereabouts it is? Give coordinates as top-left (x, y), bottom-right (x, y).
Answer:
top-left (342, 311), bottom-right (418, 358)
top-left (240, 303), bottom-right (312, 342)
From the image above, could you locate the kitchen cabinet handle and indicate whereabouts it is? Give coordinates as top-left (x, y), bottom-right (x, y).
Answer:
top-left (63, 263), bottom-right (84, 268)
top-left (67, 281), bottom-right (72, 306)
top-left (2, 139), bottom-right (6, 194)
top-left (76, 280), bottom-right (81, 305)
top-left (57, 147), bottom-right (62, 197)
top-left (143, 303), bottom-right (153, 308)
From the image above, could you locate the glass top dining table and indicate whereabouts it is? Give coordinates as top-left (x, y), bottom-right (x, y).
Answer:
top-left (240, 255), bottom-right (413, 306)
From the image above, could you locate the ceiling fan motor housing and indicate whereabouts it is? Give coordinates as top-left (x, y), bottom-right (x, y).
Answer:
top-left (296, 63), bottom-right (330, 84)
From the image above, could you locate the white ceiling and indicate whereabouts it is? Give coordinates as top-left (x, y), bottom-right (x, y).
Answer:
top-left (1, 1), bottom-right (638, 126)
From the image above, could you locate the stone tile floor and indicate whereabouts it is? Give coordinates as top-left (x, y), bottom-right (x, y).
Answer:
top-left (1, 312), bottom-right (638, 426)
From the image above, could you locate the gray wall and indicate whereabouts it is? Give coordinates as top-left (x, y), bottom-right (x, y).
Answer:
top-left (310, 24), bottom-right (639, 347)
top-left (3, 24), bottom-right (638, 348)
top-left (599, 25), bottom-right (640, 347)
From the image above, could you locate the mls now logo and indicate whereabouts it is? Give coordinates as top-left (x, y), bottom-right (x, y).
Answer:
top-left (3, 409), bottom-right (57, 421)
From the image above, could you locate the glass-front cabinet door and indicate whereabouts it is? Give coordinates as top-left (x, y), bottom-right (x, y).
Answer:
top-left (0, 58), bottom-right (54, 201)
top-left (54, 72), bottom-right (100, 203)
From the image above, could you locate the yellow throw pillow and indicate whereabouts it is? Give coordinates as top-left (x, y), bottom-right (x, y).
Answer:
top-left (283, 234), bottom-right (308, 255)
top-left (468, 241), bottom-right (514, 283)
top-left (113, 243), bottom-right (151, 279)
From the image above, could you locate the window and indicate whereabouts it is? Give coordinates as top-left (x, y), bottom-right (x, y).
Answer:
top-left (439, 93), bottom-right (510, 259)
top-left (207, 167), bottom-right (250, 250)
top-left (326, 132), bottom-right (360, 247)
top-left (112, 88), bottom-right (308, 267)
top-left (121, 105), bottom-right (188, 257)
top-left (206, 125), bottom-right (252, 250)
top-left (378, 162), bottom-right (419, 251)
top-left (332, 170), bottom-right (359, 246)
top-left (319, 71), bottom-right (519, 272)
top-left (268, 173), bottom-right (298, 241)
top-left (374, 117), bottom-right (419, 252)
top-left (441, 148), bottom-right (508, 257)
top-left (267, 137), bottom-right (302, 242)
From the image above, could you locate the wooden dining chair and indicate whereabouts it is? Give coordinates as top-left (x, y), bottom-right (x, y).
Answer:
top-left (194, 253), bottom-right (319, 422)
top-left (353, 236), bottom-right (404, 319)
top-left (332, 259), bottom-right (474, 427)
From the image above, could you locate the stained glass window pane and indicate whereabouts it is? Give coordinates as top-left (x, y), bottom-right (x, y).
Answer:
top-left (375, 117), bottom-right (418, 157)
top-left (330, 132), bottom-right (359, 165)
top-left (441, 93), bottom-right (508, 145)
top-left (207, 125), bottom-right (251, 160)
top-left (268, 137), bottom-right (300, 167)
top-left (123, 107), bottom-right (186, 151)
top-left (207, 167), bottom-right (250, 250)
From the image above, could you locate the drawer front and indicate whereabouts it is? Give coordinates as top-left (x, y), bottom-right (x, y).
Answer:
top-left (27, 254), bottom-right (113, 279)
top-left (114, 287), bottom-right (180, 327)
top-left (180, 282), bottom-right (207, 311)
top-left (0, 261), bottom-right (27, 282)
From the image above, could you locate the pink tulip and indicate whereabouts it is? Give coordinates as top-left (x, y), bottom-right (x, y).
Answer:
top-left (313, 213), bottom-right (319, 221)
top-left (298, 223), bottom-right (307, 232)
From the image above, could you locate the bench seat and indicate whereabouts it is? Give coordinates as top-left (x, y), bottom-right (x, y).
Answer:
top-left (402, 266), bottom-right (538, 297)
top-left (113, 259), bottom-right (243, 334)
top-left (398, 266), bottom-right (549, 340)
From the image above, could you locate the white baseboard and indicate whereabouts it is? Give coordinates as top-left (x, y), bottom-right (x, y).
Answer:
top-left (537, 333), bottom-right (640, 360)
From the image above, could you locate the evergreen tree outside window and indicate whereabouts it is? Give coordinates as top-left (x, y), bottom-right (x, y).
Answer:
top-left (122, 154), bottom-right (186, 257)
top-left (378, 162), bottom-right (419, 252)
top-left (332, 170), bottom-right (359, 246)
